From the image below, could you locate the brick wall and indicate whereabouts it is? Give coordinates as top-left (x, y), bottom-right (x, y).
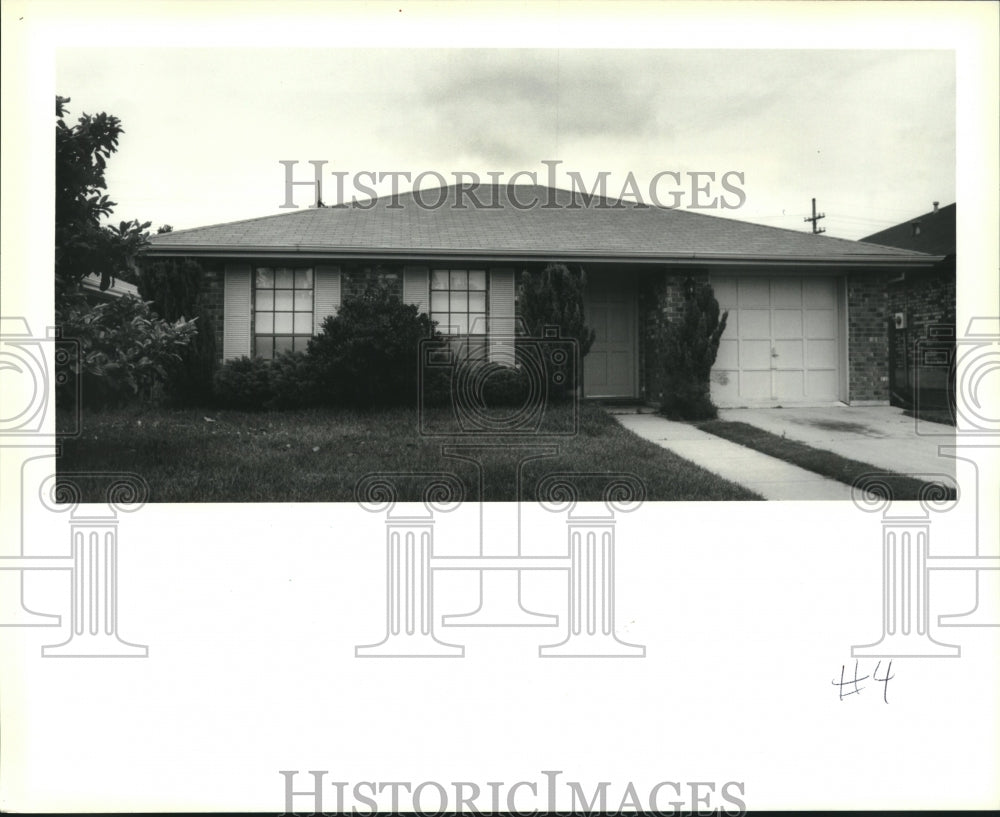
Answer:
top-left (886, 266), bottom-right (956, 405)
top-left (198, 262), bottom-right (225, 362)
top-left (846, 271), bottom-right (891, 403)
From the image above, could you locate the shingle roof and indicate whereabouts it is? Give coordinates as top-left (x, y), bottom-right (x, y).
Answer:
top-left (147, 185), bottom-right (938, 266)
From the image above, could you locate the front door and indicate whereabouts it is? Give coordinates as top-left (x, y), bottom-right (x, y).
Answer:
top-left (583, 270), bottom-right (637, 398)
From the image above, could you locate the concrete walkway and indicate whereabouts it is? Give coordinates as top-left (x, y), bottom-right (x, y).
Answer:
top-left (612, 412), bottom-right (857, 500)
top-left (718, 405), bottom-right (956, 479)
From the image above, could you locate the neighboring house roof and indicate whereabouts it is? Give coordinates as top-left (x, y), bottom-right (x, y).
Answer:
top-left (860, 202), bottom-right (956, 258)
top-left (147, 185), bottom-right (941, 267)
top-left (80, 273), bottom-right (140, 299)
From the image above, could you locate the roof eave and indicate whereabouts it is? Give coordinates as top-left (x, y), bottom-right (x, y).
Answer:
top-left (143, 244), bottom-right (942, 266)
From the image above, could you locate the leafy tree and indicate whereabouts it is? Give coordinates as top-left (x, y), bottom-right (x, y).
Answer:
top-left (55, 95), bottom-right (150, 297)
top-left (516, 263), bottom-right (596, 396)
top-left (653, 278), bottom-right (729, 420)
top-left (55, 95), bottom-right (195, 406)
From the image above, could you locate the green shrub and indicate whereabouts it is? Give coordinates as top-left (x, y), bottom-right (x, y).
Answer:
top-left (652, 278), bottom-right (729, 421)
top-left (308, 282), bottom-right (437, 407)
top-left (212, 356), bottom-right (272, 410)
top-left (57, 293), bottom-right (197, 408)
top-left (266, 351), bottom-right (319, 409)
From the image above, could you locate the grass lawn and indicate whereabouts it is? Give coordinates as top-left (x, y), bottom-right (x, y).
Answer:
top-left (698, 420), bottom-right (957, 501)
top-left (57, 403), bottom-right (762, 502)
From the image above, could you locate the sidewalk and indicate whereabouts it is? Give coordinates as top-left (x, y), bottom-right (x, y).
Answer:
top-left (612, 412), bottom-right (857, 500)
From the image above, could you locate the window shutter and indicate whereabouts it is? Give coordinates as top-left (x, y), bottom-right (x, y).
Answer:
top-left (223, 263), bottom-right (252, 360)
top-left (489, 268), bottom-right (516, 365)
top-left (403, 266), bottom-right (430, 315)
top-left (313, 265), bottom-right (341, 334)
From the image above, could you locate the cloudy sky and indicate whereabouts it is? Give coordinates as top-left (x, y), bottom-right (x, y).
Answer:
top-left (56, 47), bottom-right (955, 240)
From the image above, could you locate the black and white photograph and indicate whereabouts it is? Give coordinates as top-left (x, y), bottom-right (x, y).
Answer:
top-left (1, 1), bottom-right (998, 813)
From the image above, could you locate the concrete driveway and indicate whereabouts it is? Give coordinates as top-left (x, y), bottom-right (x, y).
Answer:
top-left (717, 405), bottom-right (956, 478)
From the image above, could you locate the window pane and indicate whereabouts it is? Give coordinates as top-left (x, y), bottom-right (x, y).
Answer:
top-left (274, 290), bottom-right (294, 310)
top-left (469, 313), bottom-right (487, 334)
top-left (257, 290), bottom-right (274, 311)
top-left (451, 291), bottom-right (468, 312)
top-left (469, 292), bottom-right (486, 312)
top-left (275, 268), bottom-right (294, 288)
top-left (274, 336), bottom-right (294, 356)
top-left (450, 270), bottom-right (468, 289)
top-left (255, 268), bottom-right (274, 288)
top-left (431, 313), bottom-right (451, 333)
top-left (274, 313), bottom-right (293, 333)
top-left (293, 313), bottom-right (312, 334)
top-left (468, 270), bottom-right (486, 290)
top-left (431, 270), bottom-right (449, 290)
top-left (294, 290), bottom-right (313, 311)
top-left (452, 314), bottom-right (468, 334)
top-left (293, 335), bottom-right (310, 353)
top-left (255, 312), bottom-right (274, 333)
top-left (295, 268), bottom-right (313, 289)
top-left (255, 337), bottom-right (273, 359)
top-left (430, 292), bottom-right (449, 311)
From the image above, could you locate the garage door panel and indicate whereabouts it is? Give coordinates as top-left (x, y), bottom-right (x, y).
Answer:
top-left (806, 370), bottom-right (838, 400)
top-left (741, 340), bottom-right (772, 369)
top-left (740, 310), bottom-right (770, 339)
top-left (773, 339), bottom-right (803, 368)
top-left (806, 338), bottom-right (838, 368)
top-left (774, 370), bottom-right (804, 400)
top-left (772, 309), bottom-right (803, 339)
top-left (711, 370), bottom-right (739, 404)
top-left (771, 279), bottom-right (802, 307)
top-left (739, 278), bottom-right (770, 307)
top-left (716, 338), bottom-right (739, 369)
top-left (803, 278), bottom-right (837, 307)
top-left (741, 371), bottom-right (772, 401)
top-left (713, 278), bottom-right (738, 307)
top-left (805, 309), bottom-right (837, 339)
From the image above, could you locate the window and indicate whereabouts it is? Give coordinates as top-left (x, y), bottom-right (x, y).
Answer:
top-left (254, 266), bottom-right (313, 358)
top-left (430, 269), bottom-right (487, 335)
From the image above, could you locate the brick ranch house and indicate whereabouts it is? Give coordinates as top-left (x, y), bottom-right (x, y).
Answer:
top-left (143, 185), bottom-right (942, 408)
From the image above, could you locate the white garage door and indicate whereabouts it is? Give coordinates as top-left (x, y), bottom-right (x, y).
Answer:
top-left (710, 275), bottom-right (841, 406)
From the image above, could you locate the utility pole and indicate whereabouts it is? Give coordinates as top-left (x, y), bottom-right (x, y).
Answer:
top-left (804, 197), bottom-right (826, 234)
